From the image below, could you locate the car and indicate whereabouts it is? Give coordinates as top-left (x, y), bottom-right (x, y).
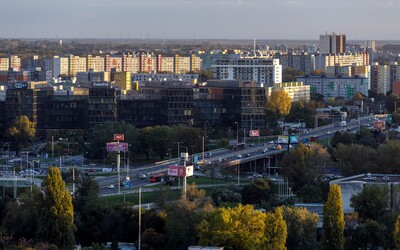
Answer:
top-left (262, 148), bottom-right (268, 153)
top-left (244, 153), bottom-right (251, 157)
top-left (139, 174), bottom-right (147, 179)
top-left (205, 152), bottom-right (212, 158)
top-left (248, 143), bottom-right (254, 147)
top-left (107, 184), bottom-right (115, 189)
top-left (89, 163), bottom-right (97, 166)
top-left (236, 154), bottom-right (243, 158)
top-left (253, 173), bottom-right (263, 178)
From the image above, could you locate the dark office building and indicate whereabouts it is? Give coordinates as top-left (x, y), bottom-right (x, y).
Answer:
top-left (118, 94), bottom-right (164, 128)
top-left (88, 83), bottom-right (119, 128)
top-left (5, 82), bottom-right (54, 130)
top-left (193, 80), bottom-right (266, 129)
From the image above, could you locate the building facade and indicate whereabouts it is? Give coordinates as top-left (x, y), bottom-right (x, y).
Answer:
top-left (267, 82), bottom-right (310, 102)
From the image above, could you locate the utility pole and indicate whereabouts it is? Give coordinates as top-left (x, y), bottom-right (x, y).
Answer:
top-left (174, 142), bottom-right (183, 164)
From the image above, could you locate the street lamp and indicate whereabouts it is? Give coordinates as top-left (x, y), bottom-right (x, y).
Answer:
top-left (234, 122), bottom-right (239, 145)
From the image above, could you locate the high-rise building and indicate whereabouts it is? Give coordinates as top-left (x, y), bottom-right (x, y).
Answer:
top-left (53, 56), bottom-right (69, 78)
top-left (105, 55), bottom-right (123, 72)
top-left (87, 55), bottom-right (105, 72)
top-left (267, 82), bottom-right (310, 102)
top-left (139, 53), bottom-right (157, 73)
top-left (297, 75), bottom-right (369, 100)
top-left (212, 58), bottom-right (282, 86)
top-left (9, 55), bottom-right (21, 71)
top-left (319, 32), bottom-right (346, 54)
top-left (122, 53), bottom-right (140, 73)
top-left (158, 55), bottom-right (175, 73)
top-left (0, 57), bottom-right (9, 71)
top-left (69, 55), bottom-right (87, 77)
top-left (174, 54), bottom-right (192, 74)
top-left (370, 63), bottom-right (390, 95)
top-left (315, 53), bottom-right (369, 71)
top-left (274, 52), bottom-right (315, 75)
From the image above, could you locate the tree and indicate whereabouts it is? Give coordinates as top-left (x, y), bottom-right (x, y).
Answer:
top-left (282, 68), bottom-right (304, 82)
top-left (282, 206), bottom-right (319, 250)
top-left (241, 179), bottom-right (271, 207)
top-left (284, 101), bottom-right (316, 128)
top-left (6, 115), bottom-right (35, 154)
top-left (264, 206), bottom-right (287, 250)
top-left (321, 184), bottom-right (344, 250)
top-left (385, 94), bottom-right (400, 113)
top-left (197, 204), bottom-right (267, 250)
top-left (351, 220), bottom-right (386, 249)
top-left (40, 166), bottom-right (76, 249)
top-left (266, 89), bottom-right (292, 118)
top-left (394, 215), bottom-right (400, 249)
top-left (350, 185), bottom-right (388, 221)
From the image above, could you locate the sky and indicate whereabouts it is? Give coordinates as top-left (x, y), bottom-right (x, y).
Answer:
top-left (1, 0), bottom-right (400, 40)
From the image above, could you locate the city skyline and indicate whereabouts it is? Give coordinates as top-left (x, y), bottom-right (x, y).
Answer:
top-left (1, 0), bottom-right (400, 40)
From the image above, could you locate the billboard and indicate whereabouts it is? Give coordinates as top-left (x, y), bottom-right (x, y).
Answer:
top-left (168, 165), bottom-right (194, 177)
top-left (249, 130), bottom-right (260, 137)
top-left (114, 134), bottom-right (124, 141)
top-left (106, 142), bottom-right (128, 152)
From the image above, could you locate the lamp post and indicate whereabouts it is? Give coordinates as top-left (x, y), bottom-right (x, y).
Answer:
top-left (234, 122), bottom-right (239, 145)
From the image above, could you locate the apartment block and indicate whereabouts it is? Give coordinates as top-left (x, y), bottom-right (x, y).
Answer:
top-left (267, 82), bottom-right (310, 102)
top-left (319, 32), bottom-right (346, 54)
top-left (122, 54), bottom-right (140, 73)
top-left (105, 55), bottom-right (123, 72)
top-left (69, 55), bottom-right (87, 77)
top-left (87, 55), bottom-right (105, 72)
top-left (315, 53), bottom-right (369, 71)
top-left (53, 56), bottom-right (69, 78)
top-left (212, 58), bottom-right (282, 86)
top-left (9, 55), bottom-right (21, 71)
top-left (139, 53), bottom-right (157, 73)
top-left (0, 57), bottom-right (9, 71)
top-left (297, 75), bottom-right (369, 100)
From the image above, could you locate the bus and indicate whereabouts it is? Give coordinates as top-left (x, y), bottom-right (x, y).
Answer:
top-left (232, 142), bottom-right (245, 150)
top-left (149, 173), bottom-right (166, 183)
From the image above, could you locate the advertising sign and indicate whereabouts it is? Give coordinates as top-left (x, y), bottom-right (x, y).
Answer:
top-left (114, 134), bottom-right (124, 141)
top-left (168, 165), bottom-right (194, 177)
top-left (249, 130), bottom-right (260, 137)
top-left (106, 142), bottom-right (128, 152)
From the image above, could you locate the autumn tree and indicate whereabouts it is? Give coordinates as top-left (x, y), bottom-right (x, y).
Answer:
top-left (6, 115), bottom-right (35, 154)
top-left (40, 166), bottom-right (76, 249)
top-left (266, 89), bottom-right (292, 118)
top-left (282, 206), bottom-right (319, 250)
top-left (322, 184), bottom-right (344, 250)
top-left (264, 206), bottom-right (287, 250)
top-left (394, 215), bottom-right (400, 249)
top-left (197, 204), bottom-right (267, 250)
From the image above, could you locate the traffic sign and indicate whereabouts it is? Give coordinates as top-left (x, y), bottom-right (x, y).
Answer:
top-left (106, 142), bottom-right (128, 152)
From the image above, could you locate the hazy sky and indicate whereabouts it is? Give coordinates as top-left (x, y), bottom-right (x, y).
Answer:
top-left (1, 0), bottom-right (400, 40)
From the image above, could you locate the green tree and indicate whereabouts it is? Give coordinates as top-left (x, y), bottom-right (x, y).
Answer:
top-left (41, 166), bottom-right (76, 249)
top-left (6, 115), bottom-right (35, 154)
top-left (197, 204), bottom-right (267, 250)
top-left (285, 101), bottom-right (316, 128)
top-left (321, 184), bottom-right (344, 250)
top-left (264, 206), bottom-right (287, 250)
top-left (282, 206), bottom-right (319, 250)
top-left (267, 89), bottom-right (292, 118)
top-left (351, 220), bottom-right (386, 249)
top-left (241, 179), bottom-right (271, 207)
top-left (394, 214), bottom-right (400, 249)
top-left (282, 68), bottom-right (304, 82)
top-left (386, 94), bottom-right (400, 113)
top-left (145, 125), bottom-right (171, 159)
top-left (350, 185), bottom-right (388, 221)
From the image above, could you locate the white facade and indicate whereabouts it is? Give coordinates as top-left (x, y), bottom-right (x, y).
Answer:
top-left (0, 57), bottom-right (9, 71)
top-left (53, 56), bottom-right (69, 78)
top-left (315, 53), bottom-right (369, 71)
top-left (267, 82), bottom-right (310, 102)
top-left (87, 55), bottom-right (105, 72)
top-left (159, 56), bottom-right (175, 73)
top-left (9, 55), bottom-right (21, 71)
top-left (212, 58), bottom-right (282, 86)
top-left (132, 72), bottom-right (199, 83)
top-left (297, 75), bottom-right (369, 100)
top-left (69, 55), bottom-right (87, 76)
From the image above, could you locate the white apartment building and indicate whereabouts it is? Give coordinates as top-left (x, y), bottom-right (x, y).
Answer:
top-left (132, 72), bottom-right (199, 83)
top-left (105, 55), bottom-right (123, 72)
top-left (371, 63), bottom-right (390, 95)
top-left (87, 55), bottom-right (105, 72)
top-left (159, 56), bottom-right (175, 73)
top-left (9, 55), bottom-right (21, 71)
top-left (175, 55), bottom-right (192, 74)
top-left (123, 54), bottom-right (140, 73)
top-left (0, 57), bottom-right (9, 71)
top-left (267, 82), bottom-right (310, 102)
top-left (140, 53), bottom-right (157, 73)
top-left (212, 58), bottom-right (282, 87)
top-left (69, 55), bottom-right (87, 77)
top-left (297, 75), bottom-right (369, 100)
top-left (326, 65), bottom-right (371, 79)
top-left (315, 53), bottom-right (369, 71)
top-left (53, 56), bottom-right (69, 78)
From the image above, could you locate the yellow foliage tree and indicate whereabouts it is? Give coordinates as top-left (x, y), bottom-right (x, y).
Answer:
top-left (394, 214), bottom-right (400, 249)
top-left (264, 206), bottom-right (287, 250)
top-left (322, 184), bottom-right (345, 250)
top-left (197, 204), bottom-right (267, 250)
top-left (267, 89), bottom-right (292, 118)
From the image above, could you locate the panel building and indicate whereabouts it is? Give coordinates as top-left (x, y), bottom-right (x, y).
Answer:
top-left (319, 32), bottom-right (346, 55)
top-left (212, 58), bottom-right (282, 87)
top-left (297, 75), bottom-right (369, 100)
top-left (267, 82), bottom-right (310, 102)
